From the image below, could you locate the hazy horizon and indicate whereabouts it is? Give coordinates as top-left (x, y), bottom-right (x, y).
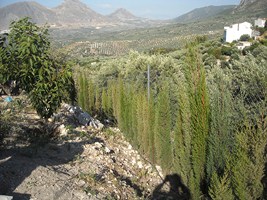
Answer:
top-left (0, 0), bottom-right (240, 20)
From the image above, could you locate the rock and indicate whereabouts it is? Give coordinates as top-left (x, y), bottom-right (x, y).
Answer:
top-left (89, 118), bottom-right (104, 130)
top-left (137, 161), bottom-right (143, 169)
top-left (104, 146), bottom-right (111, 154)
top-left (77, 112), bottom-right (92, 126)
top-left (77, 180), bottom-right (86, 187)
top-left (57, 124), bottom-right (68, 136)
top-left (94, 142), bottom-right (103, 149)
top-left (0, 196), bottom-right (13, 200)
top-left (155, 165), bottom-right (163, 178)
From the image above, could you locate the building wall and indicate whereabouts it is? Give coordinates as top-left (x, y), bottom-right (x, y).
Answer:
top-left (255, 18), bottom-right (266, 28)
top-left (224, 22), bottom-right (252, 43)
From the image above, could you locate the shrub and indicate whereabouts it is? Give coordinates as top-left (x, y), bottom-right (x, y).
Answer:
top-left (240, 34), bottom-right (250, 41)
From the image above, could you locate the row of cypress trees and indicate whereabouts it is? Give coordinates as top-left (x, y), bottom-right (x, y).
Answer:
top-left (75, 43), bottom-right (267, 199)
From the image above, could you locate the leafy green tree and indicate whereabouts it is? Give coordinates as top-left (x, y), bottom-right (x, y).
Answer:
top-left (0, 17), bottom-right (74, 118)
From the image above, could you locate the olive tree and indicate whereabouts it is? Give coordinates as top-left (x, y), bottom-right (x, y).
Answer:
top-left (0, 17), bottom-right (75, 118)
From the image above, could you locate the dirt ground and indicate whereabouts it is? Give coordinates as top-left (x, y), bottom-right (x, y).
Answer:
top-left (0, 97), bottom-right (182, 200)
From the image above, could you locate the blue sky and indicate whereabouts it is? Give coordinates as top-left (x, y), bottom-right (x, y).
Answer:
top-left (0, 0), bottom-right (240, 19)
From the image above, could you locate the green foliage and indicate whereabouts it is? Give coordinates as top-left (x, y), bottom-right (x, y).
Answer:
top-left (209, 171), bottom-right (234, 200)
top-left (78, 73), bottom-right (85, 109)
top-left (0, 18), bottom-right (74, 118)
top-left (221, 46), bottom-right (234, 56)
top-left (154, 84), bottom-right (172, 172)
top-left (208, 47), bottom-right (222, 59)
top-left (206, 65), bottom-right (234, 182)
top-left (148, 47), bottom-right (177, 55)
top-left (229, 120), bottom-right (267, 200)
top-left (229, 54), bottom-right (267, 122)
top-left (184, 44), bottom-right (210, 199)
top-left (74, 39), bottom-right (267, 200)
top-left (173, 70), bottom-right (191, 186)
top-left (240, 34), bottom-right (250, 41)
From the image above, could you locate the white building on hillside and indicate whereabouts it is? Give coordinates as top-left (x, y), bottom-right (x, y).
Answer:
top-left (224, 22), bottom-right (252, 43)
top-left (255, 18), bottom-right (266, 28)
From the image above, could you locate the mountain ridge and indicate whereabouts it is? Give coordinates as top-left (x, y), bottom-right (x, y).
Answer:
top-left (1, 0), bottom-right (267, 31)
top-left (0, 0), bottom-right (143, 30)
top-left (173, 5), bottom-right (236, 23)
top-left (52, 0), bottom-right (107, 27)
top-left (0, 1), bottom-right (56, 29)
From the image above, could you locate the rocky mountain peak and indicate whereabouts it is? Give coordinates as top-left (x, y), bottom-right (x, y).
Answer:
top-left (52, 0), bottom-right (106, 26)
top-left (239, 0), bottom-right (257, 7)
top-left (235, 0), bottom-right (267, 12)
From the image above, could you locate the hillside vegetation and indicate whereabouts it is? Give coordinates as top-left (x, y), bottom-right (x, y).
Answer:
top-left (1, 17), bottom-right (267, 199)
top-left (75, 35), bottom-right (267, 199)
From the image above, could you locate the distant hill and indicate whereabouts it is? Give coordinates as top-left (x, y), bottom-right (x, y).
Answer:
top-left (0, 0), bottom-right (148, 30)
top-left (108, 8), bottom-right (140, 21)
top-left (174, 5), bottom-right (236, 23)
top-left (0, 1), bottom-right (56, 29)
top-left (52, 0), bottom-right (106, 27)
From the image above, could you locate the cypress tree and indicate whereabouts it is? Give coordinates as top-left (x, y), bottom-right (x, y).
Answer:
top-left (78, 73), bottom-right (85, 109)
top-left (208, 170), bottom-right (234, 200)
top-left (101, 87), bottom-right (108, 113)
top-left (183, 44), bottom-right (209, 199)
top-left (142, 91), bottom-right (150, 155)
top-left (111, 80), bottom-right (118, 121)
top-left (95, 86), bottom-right (101, 113)
top-left (154, 84), bottom-right (173, 172)
top-left (83, 75), bottom-right (89, 112)
top-left (230, 120), bottom-right (267, 200)
top-left (206, 66), bottom-right (234, 182)
top-left (173, 71), bottom-right (192, 186)
top-left (136, 90), bottom-right (144, 150)
top-left (148, 92), bottom-right (156, 163)
top-left (122, 84), bottom-right (132, 138)
top-left (88, 80), bottom-right (95, 113)
top-left (106, 80), bottom-right (114, 116)
top-left (115, 77), bottom-right (124, 130)
top-left (130, 89), bottom-right (138, 147)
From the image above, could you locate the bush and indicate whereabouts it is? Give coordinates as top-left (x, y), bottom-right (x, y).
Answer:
top-left (221, 46), bottom-right (233, 56)
top-left (240, 34), bottom-right (250, 41)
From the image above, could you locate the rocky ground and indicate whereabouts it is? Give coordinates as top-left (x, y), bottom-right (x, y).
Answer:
top-left (0, 96), bottom-right (175, 200)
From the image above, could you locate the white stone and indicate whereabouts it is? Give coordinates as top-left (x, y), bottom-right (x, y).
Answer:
top-left (137, 161), bottom-right (143, 169)
top-left (94, 142), bottom-right (103, 149)
top-left (57, 124), bottom-right (68, 136)
top-left (104, 147), bottom-right (111, 153)
top-left (0, 196), bottom-right (13, 200)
